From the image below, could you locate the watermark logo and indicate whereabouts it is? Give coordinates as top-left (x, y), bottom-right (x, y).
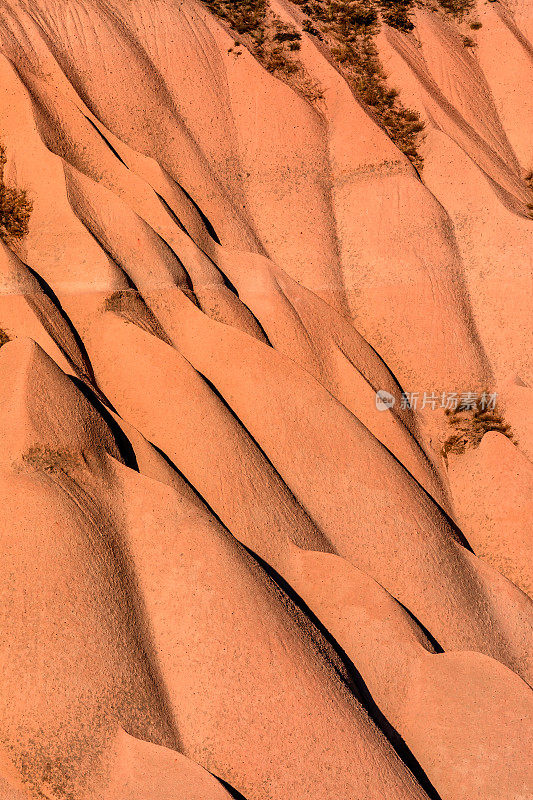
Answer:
top-left (375, 389), bottom-right (498, 412)
top-left (375, 390), bottom-right (396, 411)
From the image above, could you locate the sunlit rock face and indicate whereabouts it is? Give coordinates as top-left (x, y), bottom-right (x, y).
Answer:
top-left (0, 1), bottom-right (531, 799)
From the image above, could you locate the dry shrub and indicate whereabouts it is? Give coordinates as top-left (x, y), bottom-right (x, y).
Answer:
top-left (294, 0), bottom-right (424, 168)
top-left (103, 289), bottom-right (173, 343)
top-left (0, 145), bottom-right (32, 245)
top-left (437, 0), bottom-right (474, 18)
top-left (442, 400), bottom-right (514, 458)
top-left (203, 0), bottom-right (322, 100)
top-left (21, 446), bottom-right (79, 475)
top-left (378, 0), bottom-right (415, 31)
top-left (203, 1), bottom-right (424, 165)
top-left (202, 0), bottom-right (269, 37)
top-left (525, 171), bottom-right (533, 218)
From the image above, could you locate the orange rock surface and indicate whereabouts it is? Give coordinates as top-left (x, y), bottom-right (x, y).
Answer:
top-left (0, 1), bottom-right (531, 798)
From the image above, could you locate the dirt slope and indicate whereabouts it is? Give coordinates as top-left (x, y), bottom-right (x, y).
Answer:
top-left (0, 0), bottom-right (531, 798)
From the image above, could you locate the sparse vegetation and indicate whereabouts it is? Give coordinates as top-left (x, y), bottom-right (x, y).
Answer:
top-left (202, 0), bottom-right (268, 36)
top-left (302, 18), bottom-right (323, 38)
top-left (103, 289), bottom-right (138, 315)
top-left (103, 289), bottom-right (173, 343)
top-left (469, 20), bottom-right (482, 29)
top-left (442, 397), bottom-right (514, 458)
top-left (377, 0), bottom-right (415, 32)
top-left (293, 0), bottom-right (425, 168)
top-left (293, 0), bottom-right (415, 33)
top-left (462, 35), bottom-right (476, 47)
top-left (21, 446), bottom-right (78, 475)
top-left (0, 328), bottom-right (10, 348)
top-left (436, 0), bottom-right (474, 19)
top-left (203, 0), bottom-right (424, 167)
top-left (273, 18), bottom-right (302, 48)
top-left (202, 0), bottom-right (321, 100)
top-left (525, 171), bottom-right (533, 218)
top-left (0, 145), bottom-right (32, 245)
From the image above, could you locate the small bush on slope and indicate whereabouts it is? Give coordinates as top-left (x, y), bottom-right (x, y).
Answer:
top-left (103, 289), bottom-right (174, 343)
top-left (0, 328), bottom-right (10, 348)
top-left (436, 0), bottom-right (474, 20)
top-left (377, 0), bottom-right (415, 32)
top-left (21, 446), bottom-right (79, 476)
top-left (201, 0), bottom-right (268, 36)
top-left (0, 145), bottom-right (32, 245)
top-left (525, 171), bottom-right (533, 218)
top-left (442, 399), bottom-right (514, 458)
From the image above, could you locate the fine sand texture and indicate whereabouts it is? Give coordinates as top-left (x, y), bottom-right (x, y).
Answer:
top-left (0, 0), bottom-right (531, 798)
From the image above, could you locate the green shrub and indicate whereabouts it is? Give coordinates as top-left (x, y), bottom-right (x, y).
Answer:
top-left (462, 35), bottom-right (476, 47)
top-left (0, 146), bottom-right (32, 245)
top-left (469, 20), bottom-right (482, 29)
